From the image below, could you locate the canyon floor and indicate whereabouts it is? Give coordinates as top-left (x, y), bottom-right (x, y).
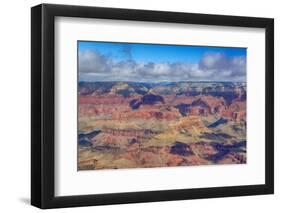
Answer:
top-left (78, 81), bottom-right (246, 170)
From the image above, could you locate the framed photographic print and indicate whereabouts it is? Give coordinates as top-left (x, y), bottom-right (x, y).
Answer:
top-left (31, 3), bottom-right (274, 209)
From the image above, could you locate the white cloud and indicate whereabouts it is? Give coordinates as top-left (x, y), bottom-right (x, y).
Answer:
top-left (78, 50), bottom-right (246, 82)
top-left (78, 50), bottom-right (111, 73)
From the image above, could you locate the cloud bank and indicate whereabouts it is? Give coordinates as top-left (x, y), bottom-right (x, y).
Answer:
top-left (78, 50), bottom-right (246, 82)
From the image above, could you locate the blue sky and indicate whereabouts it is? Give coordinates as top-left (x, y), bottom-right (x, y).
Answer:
top-left (78, 41), bottom-right (246, 82)
top-left (78, 41), bottom-right (246, 64)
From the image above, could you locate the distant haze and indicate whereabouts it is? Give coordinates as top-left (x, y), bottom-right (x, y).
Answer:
top-left (78, 41), bottom-right (246, 82)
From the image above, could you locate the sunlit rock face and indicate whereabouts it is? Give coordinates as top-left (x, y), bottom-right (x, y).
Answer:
top-left (78, 82), bottom-right (247, 170)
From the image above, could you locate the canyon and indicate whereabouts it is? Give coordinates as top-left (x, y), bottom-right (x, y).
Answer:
top-left (78, 81), bottom-right (246, 170)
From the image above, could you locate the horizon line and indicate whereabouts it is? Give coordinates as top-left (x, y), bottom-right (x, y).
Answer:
top-left (78, 80), bottom-right (246, 83)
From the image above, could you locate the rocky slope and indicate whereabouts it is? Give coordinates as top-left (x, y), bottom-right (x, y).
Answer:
top-left (78, 81), bottom-right (246, 170)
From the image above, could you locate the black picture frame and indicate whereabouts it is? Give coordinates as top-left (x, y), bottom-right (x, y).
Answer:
top-left (31, 3), bottom-right (274, 209)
